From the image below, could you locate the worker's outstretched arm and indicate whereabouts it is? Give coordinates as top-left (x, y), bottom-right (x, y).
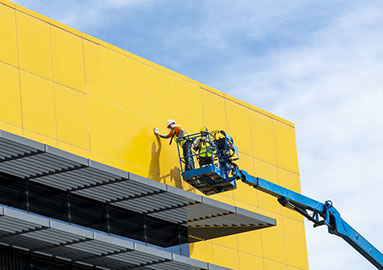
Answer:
top-left (154, 127), bottom-right (171, 139)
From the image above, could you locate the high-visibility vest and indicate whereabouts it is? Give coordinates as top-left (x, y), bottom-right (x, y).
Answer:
top-left (177, 130), bottom-right (189, 147)
top-left (171, 127), bottom-right (189, 147)
top-left (199, 140), bottom-right (212, 157)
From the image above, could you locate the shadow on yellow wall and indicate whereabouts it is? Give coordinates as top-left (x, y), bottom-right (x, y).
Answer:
top-left (149, 136), bottom-right (161, 181)
top-left (147, 136), bottom-right (183, 188)
top-left (167, 166), bottom-right (182, 189)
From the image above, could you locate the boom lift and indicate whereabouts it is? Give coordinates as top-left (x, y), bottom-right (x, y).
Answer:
top-left (177, 130), bottom-right (383, 269)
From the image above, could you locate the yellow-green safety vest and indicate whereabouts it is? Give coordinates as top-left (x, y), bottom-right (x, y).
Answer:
top-left (199, 140), bottom-right (212, 157)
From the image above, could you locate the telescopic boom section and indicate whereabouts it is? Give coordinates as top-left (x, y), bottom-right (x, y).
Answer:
top-left (238, 170), bottom-right (383, 270)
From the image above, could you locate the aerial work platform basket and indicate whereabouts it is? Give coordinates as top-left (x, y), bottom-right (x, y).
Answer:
top-left (177, 130), bottom-right (239, 195)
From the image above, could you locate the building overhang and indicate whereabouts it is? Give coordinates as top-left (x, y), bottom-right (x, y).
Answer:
top-left (0, 205), bottom-right (229, 270)
top-left (0, 129), bottom-right (275, 242)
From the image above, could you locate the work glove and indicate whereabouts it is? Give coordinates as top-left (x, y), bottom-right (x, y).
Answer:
top-left (154, 127), bottom-right (159, 135)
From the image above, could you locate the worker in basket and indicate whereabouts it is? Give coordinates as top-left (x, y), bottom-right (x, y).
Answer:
top-left (192, 126), bottom-right (216, 168)
top-left (154, 119), bottom-right (194, 171)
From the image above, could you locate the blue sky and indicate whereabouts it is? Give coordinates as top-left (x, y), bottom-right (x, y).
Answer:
top-left (12, 1), bottom-right (383, 269)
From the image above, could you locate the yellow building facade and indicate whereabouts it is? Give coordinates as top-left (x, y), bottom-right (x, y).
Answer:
top-left (0, 0), bottom-right (308, 269)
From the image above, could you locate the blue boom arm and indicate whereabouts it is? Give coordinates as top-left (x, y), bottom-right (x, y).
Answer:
top-left (239, 170), bottom-right (383, 269)
top-left (177, 130), bottom-right (382, 269)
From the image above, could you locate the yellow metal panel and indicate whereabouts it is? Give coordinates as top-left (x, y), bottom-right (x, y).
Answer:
top-left (215, 189), bottom-right (235, 201)
top-left (51, 26), bottom-right (85, 92)
top-left (211, 234), bottom-right (238, 250)
top-left (234, 180), bottom-right (259, 208)
top-left (189, 241), bottom-right (214, 264)
top-left (278, 168), bottom-right (304, 221)
top-left (254, 159), bottom-right (282, 214)
top-left (91, 151), bottom-right (123, 170)
top-left (260, 213), bottom-right (287, 264)
top-left (0, 3), bottom-right (18, 66)
top-left (0, 62), bottom-right (21, 127)
top-left (238, 252), bottom-right (263, 270)
top-left (283, 217), bottom-right (309, 269)
top-left (201, 90), bottom-right (226, 131)
top-left (49, 18), bottom-right (83, 38)
top-left (224, 92), bottom-right (274, 120)
top-left (82, 32), bottom-right (111, 49)
top-left (263, 259), bottom-right (287, 270)
top-left (200, 85), bottom-right (224, 97)
top-left (251, 111), bottom-right (276, 165)
top-left (23, 129), bottom-right (57, 147)
top-left (234, 200), bottom-right (259, 213)
top-left (237, 230), bottom-right (263, 257)
top-left (116, 55), bottom-right (146, 115)
top-left (20, 71), bottom-right (56, 139)
top-left (58, 141), bottom-right (90, 159)
top-left (278, 168), bottom-right (301, 193)
top-left (213, 245), bottom-right (239, 270)
top-left (287, 266), bottom-right (304, 270)
top-left (173, 78), bottom-right (203, 133)
top-left (145, 66), bottom-right (174, 122)
top-left (273, 120), bottom-right (299, 173)
top-left (258, 190), bottom-right (281, 215)
top-left (233, 153), bottom-right (258, 207)
top-left (88, 96), bottom-right (121, 160)
top-left (122, 162), bottom-right (148, 179)
top-left (225, 100), bottom-right (252, 156)
top-left (16, 11), bottom-right (52, 79)
top-left (0, 121), bottom-right (22, 136)
top-left (209, 192), bottom-right (234, 205)
top-left (119, 108), bottom-right (150, 170)
top-left (84, 41), bottom-right (117, 104)
top-left (273, 113), bottom-right (294, 128)
top-left (54, 83), bottom-right (89, 149)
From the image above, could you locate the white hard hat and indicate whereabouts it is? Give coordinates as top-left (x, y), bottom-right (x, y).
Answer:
top-left (166, 119), bottom-right (176, 128)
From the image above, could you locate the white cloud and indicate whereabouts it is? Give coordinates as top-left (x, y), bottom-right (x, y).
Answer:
top-left (168, 0), bottom-right (310, 49)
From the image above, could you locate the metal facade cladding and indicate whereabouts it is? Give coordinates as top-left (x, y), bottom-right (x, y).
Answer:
top-left (0, 0), bottom-right (308, 269)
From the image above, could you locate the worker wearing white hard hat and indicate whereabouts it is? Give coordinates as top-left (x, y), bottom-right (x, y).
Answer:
top-left (154, 120), bottom-right (194, 171)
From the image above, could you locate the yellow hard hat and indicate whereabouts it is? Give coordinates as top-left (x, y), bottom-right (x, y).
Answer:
top-left (200, 126), bottom-right (208, 133)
